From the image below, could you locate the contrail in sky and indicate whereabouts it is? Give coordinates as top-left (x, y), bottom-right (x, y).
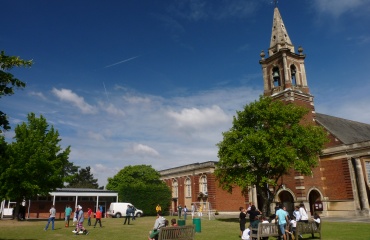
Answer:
top-left (104, 55), bottom-right (140, 68)
top-left (103, 82), bottom-right (109, 102)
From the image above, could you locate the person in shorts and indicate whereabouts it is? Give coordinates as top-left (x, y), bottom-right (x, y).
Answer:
top-left (75, 205), bottom-right (89, 235)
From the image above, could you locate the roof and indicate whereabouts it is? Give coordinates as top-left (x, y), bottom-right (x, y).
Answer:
top-left (49, 188), bottom-right (118, 197)
top-left (315, 113), bottom-right (370, 144)
top-left (55, 188), bottom-right (117, 193)
top-left (269, 7), bottom-right (295, 56)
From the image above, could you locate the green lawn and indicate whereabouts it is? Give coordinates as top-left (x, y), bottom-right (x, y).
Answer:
top-left (0, 216), bottom-right (369, 240)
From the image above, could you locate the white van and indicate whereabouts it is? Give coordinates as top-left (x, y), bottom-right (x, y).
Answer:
top-left (107, 202), bottom-right (143, 218)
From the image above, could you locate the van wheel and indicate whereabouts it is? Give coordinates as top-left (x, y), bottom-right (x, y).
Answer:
top-left (136, 213), bottom-right (142, 218)
top-left (115, 213), bottom-right (121, 218)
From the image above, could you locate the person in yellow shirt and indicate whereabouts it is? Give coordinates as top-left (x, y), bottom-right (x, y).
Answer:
top-left (198, 205), bottom-right (203, 217)
top-left (156, 204), bottom-right (162, 213)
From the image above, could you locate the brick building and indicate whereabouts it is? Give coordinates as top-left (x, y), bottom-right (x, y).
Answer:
top-left (159, 6), bottom-right (370, 217)
top-left (159, 161), bottom-right (249, 214)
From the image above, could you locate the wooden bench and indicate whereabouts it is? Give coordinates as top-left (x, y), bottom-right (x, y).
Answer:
top-left (295, 221), bottom-right (321, 240)
top-left (250, 223), bottom-right (280, 239)
top-left (158, 225), bottom-right (195, 240)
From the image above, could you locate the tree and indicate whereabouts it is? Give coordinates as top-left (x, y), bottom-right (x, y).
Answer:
top-left (66, 166), bottom-right (100, 189)
top-left (106, 165), bottom-right (162, 190)
top-left (0, 51), bottom-right (33, 133)
top-left (106, 165), bottom-right (171, 215)
top-left (215, 96), bottom-right (328, 216)
top-left (0, 113), bottom-right (71, 220)
top-left (63, 161), bottom-right (80, 186)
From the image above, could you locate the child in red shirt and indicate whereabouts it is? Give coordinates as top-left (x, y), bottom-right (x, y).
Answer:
top-left (93, 209), bottom-right (102, 228)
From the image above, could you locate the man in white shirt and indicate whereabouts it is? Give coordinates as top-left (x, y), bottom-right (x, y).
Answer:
top-left (44, 205), bottom-right (56, 231)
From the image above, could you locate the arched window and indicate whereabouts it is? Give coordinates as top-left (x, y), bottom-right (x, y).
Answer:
top-left (199, 175), bottom-right (208, 194)
top-left (185, 178), bottom-right (191, 198)
top-left (272, 67), bottom-right (280, 87)
top-left (290, 65), bottom-right (297, 86)
top-left (172, 179), bottom-right (178, 198)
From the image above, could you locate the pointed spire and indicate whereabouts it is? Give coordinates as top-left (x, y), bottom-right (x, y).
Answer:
top-left (268, 7), bottom-right (294, 56)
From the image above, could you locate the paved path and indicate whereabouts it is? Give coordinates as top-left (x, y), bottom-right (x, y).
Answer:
top-left (323, 216), bottom-right (370, 223)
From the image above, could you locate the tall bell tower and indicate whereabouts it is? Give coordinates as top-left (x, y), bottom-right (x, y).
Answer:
top-left (259, 7), bottom-right (315, 122)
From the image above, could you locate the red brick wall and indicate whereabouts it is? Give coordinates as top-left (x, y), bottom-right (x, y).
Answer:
top-left (162, 173), bottom-right (248, 212)
top-left (320, 158), bottom-right (353, 200)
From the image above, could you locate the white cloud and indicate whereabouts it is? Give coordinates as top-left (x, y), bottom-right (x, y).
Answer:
top-left (87, 131), bottom-right (105, 141)
top-left (312, 0), bottom-right (369, 17)
top-left (52, 88), bottom-right (97, 114)
top-left (104, 103), bottom-right (125, 117)
top-left (123, 96), bottom-right (151, 104)
top-left (167, 105), bottom-right (229, 130)
top-left (132, 143), bottom-right (160, 157)
top-left (29, 91), bottom-right (46, 100)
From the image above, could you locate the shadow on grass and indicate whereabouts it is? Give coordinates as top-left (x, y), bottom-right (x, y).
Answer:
top-left (216, 218), bottom-right (239, 223)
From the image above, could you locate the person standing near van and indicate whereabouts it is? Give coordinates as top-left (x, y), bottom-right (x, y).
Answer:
top-left (131, 205), bottom-right (136, 221)
top-left (123, 205), bottom-right (131, 225)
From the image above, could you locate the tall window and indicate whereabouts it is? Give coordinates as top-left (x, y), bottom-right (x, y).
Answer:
top-left (290, 65), bottom-right (297, 86)
top-left (272, 67), bottom-right (280, 87)
top-left (185, 178), bottom-right (191, 198)
top-left (200, 175), bottom-right (208, 194)
top-left (365, 161), bottom-right (370, 183)
top-left (172, 179), bottom-right (178, 198)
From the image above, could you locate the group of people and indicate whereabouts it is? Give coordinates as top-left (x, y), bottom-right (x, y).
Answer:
top-left (175, 203), bottom-right (203, 219)
top-left (239, 202), bottom-right (263, 238)
top-left (44, 204), bottom-right (104, 235)
top-left (239, 202), bottom-right (321, 240)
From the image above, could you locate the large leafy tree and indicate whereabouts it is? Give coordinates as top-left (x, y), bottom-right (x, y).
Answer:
top-left (66, 166), bottom-right (100, 189)
top-left (215, 96), bottom-right (328, 216)
top-left (0, 113), bottom-right (71, 219)
top-left (0, 51), bottom-right (33, 133)
top-left (107, 165), bottom-right (171, 215)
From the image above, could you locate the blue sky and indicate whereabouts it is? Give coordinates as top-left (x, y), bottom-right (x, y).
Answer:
top-left (2, 0), bottom-right (370, 187)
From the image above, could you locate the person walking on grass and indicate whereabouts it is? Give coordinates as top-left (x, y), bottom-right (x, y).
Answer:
top-left (87, 207), bottom-right (92, 226)
top-left (64, 204), bottom-right (72, 227)
top-left (44, 205), bottom-right (56, 231)
top-left (93, 208), bottom-right (103, 228)
top-left (75, 205), bottom-right (89, 235)
top-left (124, 205), bottom-right (131, 225)
top-left (276, 204), bottom-right (289, 240)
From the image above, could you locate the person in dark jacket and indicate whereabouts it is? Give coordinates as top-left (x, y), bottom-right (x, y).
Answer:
top-left (123, 205), bottom-right (131, 225)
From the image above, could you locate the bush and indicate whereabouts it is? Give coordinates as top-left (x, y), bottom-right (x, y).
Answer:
top-left (119, 183), bottom-right (171, 216)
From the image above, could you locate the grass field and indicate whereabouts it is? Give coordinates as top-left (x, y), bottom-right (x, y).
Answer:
top-left (0, 216), bottom-right (369, 240)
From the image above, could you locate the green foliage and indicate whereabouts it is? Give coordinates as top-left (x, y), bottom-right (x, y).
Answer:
top-left (215, 96), bottom-right (328, 216)
top-left (119, 183), bottom-right (172, 216)
top-left (106, 165), bottom-right (162, 191)
top-left (0, 113), bottom-right (71, 218)
top-left (62, 161), bottom-right (80, 185)
top-left (0, 50), bottom-right (33, 132)
top-left (66, 166), bottom-right (100, 189)
top-left (107, 165), bottom-right (171, 216)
